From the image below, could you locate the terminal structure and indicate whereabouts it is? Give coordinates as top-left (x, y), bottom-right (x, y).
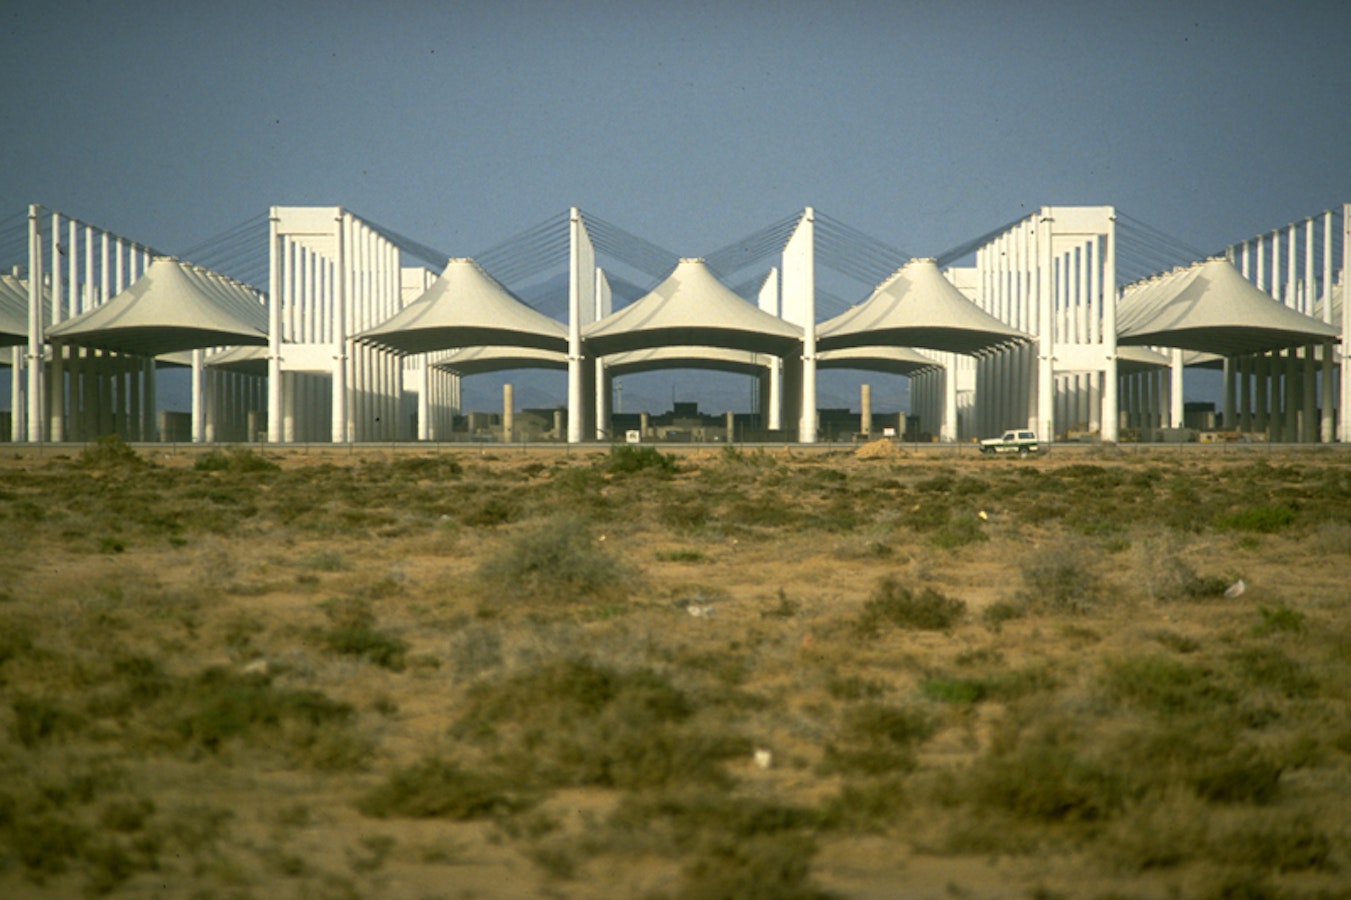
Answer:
top-left (2, 202), bottom-right (1347, 445)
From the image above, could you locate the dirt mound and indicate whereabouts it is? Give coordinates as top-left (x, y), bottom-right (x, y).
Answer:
top-left (855, 439), bottom-right (904, 459)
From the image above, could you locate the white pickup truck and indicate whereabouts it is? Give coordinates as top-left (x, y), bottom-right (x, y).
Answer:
top-left (979, 430), bottom-right (1040, 455)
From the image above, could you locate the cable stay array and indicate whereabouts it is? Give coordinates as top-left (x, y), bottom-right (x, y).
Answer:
top-left (0, 212), bottom-right (29, 272)
top-left (728, 271), bottom-right (775, 302)
top-left (813, 212), bottom-right (910, 288)
top-left (580, 210), bottom-right (681, 283)
top-left (472, 211), bottom-right (572, 289)
top-left (703, 211), bottom-right (803, 281)
top-left (815, 287), bottom-right (855, 319)
top-left (934, 213), bottom-right (1033, 269)
top-left (1115, 212), bottom-right (1208, 287)
top-left (176, 213), bottom-right (270, 291)
top-left (366, 219), bottom-right (451, 271)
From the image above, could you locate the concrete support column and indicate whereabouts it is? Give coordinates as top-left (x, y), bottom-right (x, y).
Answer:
top-left (503, 383), bottom-right (514, 443)
top-left (725, 411), bottom-right (735, 443)
top-left (1302, 345), bottom-right (1317, 443)
top-left (1239, 355), bottom-right (1252, 434)
top-left (767, 357), bottom-right (782, 431)
top-left (49, 345), bottom-right (66, 443)
top-left (282, 373), bottom-right (296, 443)
top-left (1223, 358), bottom-right (1236, 431)
top-left (1169, 348), bottom-right (1184, 429)
top-left (860, 384), bottom-right (872, 437)
top-left (800, 351), bottom-right (817, 443)
top-left (942, 364), bottom-right (957, 442)
top-left (1285, 349), bottom-right (1300, 443)
top-left (268, 211), bottom-right (283, 442)
top-left (417, 357), bottom-right (430, 441)
top-left (1255, 354), bottom-right (1269, 436)
top-left (191, 350), bottom-right (204, 442)
top-left (595, 361), bottom-right (609, 441)
top-left (25, 206), bottom-right (43, 442)
top-left (204, 368), bottom-right (217, 444)
top-left (144, 357), bottom-right (157, 441)
top-left (779, 347), bottom-right (802, 439)
top-left (757, 369), bottom-right (773, 434)
top-left (1036, 214), bottom-right (1055, 442)
top-left (1321, 341), bottom-right (1335, 443)
top-left (640, 411), bottom-right (650, 438)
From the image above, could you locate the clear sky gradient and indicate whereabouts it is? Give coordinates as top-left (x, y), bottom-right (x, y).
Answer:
top-left (3, 0), bottom-right (1350, 417)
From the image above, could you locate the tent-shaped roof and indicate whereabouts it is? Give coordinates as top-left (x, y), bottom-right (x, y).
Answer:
top-left (205, 345), bottom-right (268, 376)
top-left (605, 346), bottom-right (773, 378)
top-left (1118, 345), bottom-right (1172, 375)
top-left (583, 258), bottom-right (802, 358)
top-left (818, 346), bottom-right (944, 376)
top-left (47, 258), bottom-right (268, 356)
top-left (359, 258), bottom-right (567, 355)
top-left (433, 345), bottom-right (568, 376)
top-left (1116, 258), bottom-right (1340, 355)
top-left (817, 258), bottom-right (1028, 355)
top-left (0, 274), bottom-right (48, 347)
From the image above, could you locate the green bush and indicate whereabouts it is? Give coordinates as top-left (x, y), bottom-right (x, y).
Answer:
top-left (476, 516), bottom-right (635, 605)
top-left (194, 447), bottom-right (280, 473)
top-left (318, 597), bottom-right (407, 670)
top-left (679, 832), bottom-right (826, 900)
top-left (965, 736), bottom-right (1125, 823)
top-left (171, 667), bottom-right (355, 757)
top-left (921, 676), bottom-right (986, 705)
top-left (605, 445), bottom-right (678, 476)
top-left (822, 703), bottom-right (935, 775)
top-left (1019, 544), bottom-right (1104, 614)
top-left (10, 694), bottom-right (86, 746)
top-left (1217, 504), bottom-right (1297, 533)
top-left (453, 657), bottom-right (744, 789)
top-left (321, 625), bottom-right (407, 671)
top-left (981, 601), bottom-right (1026, 631)
top-left (388, 455), bottom-right (463, 479)
top-left (358, 757), bottom-right (528, 819)
top-left (931, 511), bottom-right (988, 549)
top-left (855, 578), bottom-right (965, 635)
top-left (1253, 604), bottom-right (1305, 636)
top-left (78, 435), bottom-right (143, 469)
top-left (1208, 811), bottom-right (1332, 872)
top-left (1101, 655), bottom-right (1237, 718)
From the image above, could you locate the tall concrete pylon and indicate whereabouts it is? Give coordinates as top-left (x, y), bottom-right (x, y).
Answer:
top-left (567, 207), bottom-right (597, 443)
top-left (782, 208), bottom-right (817, 443)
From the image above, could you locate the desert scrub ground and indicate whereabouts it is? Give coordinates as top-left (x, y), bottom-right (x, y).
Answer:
top-left (1, 437), bottom-right (1350, 899)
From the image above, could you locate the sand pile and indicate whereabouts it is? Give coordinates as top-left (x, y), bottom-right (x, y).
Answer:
top-left (855, 439), bottom-right (905, 459)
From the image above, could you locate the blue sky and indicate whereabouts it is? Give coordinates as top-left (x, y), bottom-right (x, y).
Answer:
top-left (3, 0), bottom-right (1350, 416)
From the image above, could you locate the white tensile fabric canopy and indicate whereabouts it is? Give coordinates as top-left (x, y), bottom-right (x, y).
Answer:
top-left (433, 345), bottom-right (569, 376)
top-left (0, 274), bottom-right (48, 348)
top-left (1116, 258), bottom-right (1340, 355)
top-left (46, 258), bottom-right (268, 356)
top-left (359, 258), bottom-right (568, 355)
top-left (1117, 345), bottom-right (1172, 374)
top-left (816, 258), bottom-right (1028, 355)
top-left (817, 346), bottom-right (944, 376)
top-left (583, 258), bottom-right (803, 358)
top-left (205, 345), bottom-right (269, 376)
top-left (605, 346), bottom-right (774, 378)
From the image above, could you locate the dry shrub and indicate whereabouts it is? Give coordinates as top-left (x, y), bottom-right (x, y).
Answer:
top-left (854, 577), bottom-right (965, 636)
top-left (452, 657), bottom-right (746, 790)
top-left (358, 757), bottom-right (528, 820)
top-left (475, 515), bottom-right (637, 606)
top-left (1018, 540), bottom-right (1108, 614)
